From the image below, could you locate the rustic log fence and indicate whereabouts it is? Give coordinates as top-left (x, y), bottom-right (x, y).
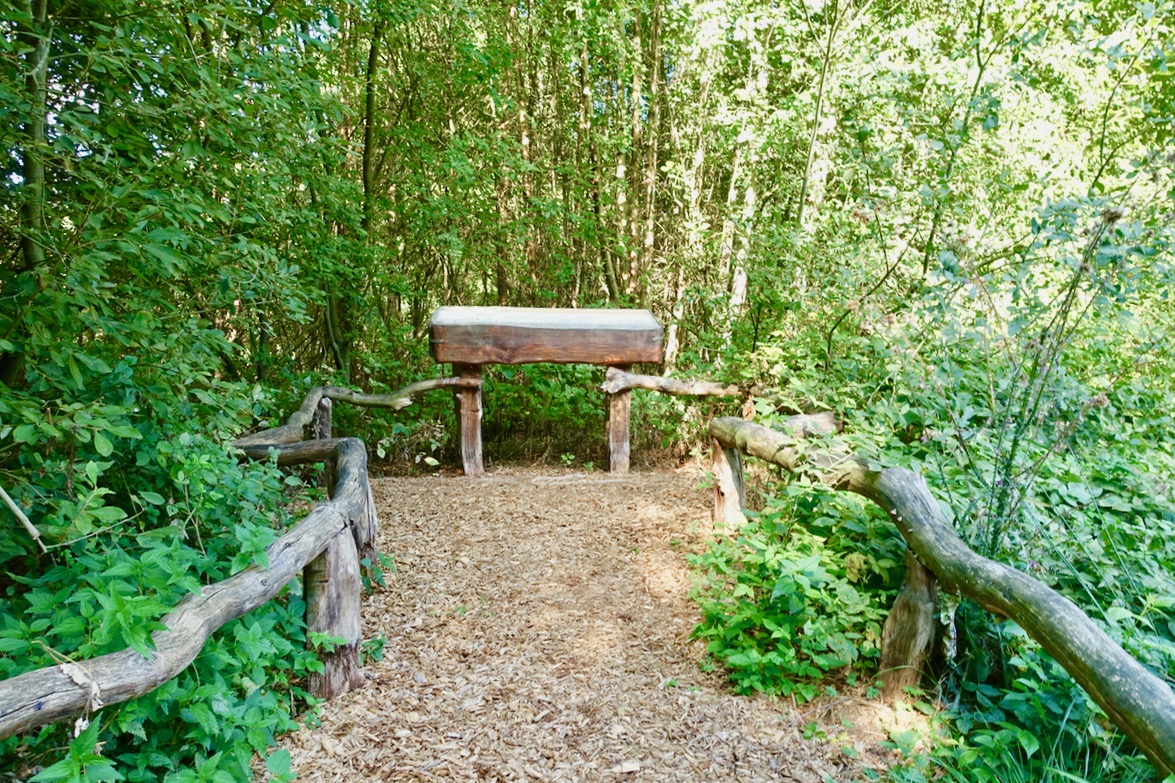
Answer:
top-left (0, 378), bottom-right (476, 742)
top-left (4, 365), bottom-right (1172, 775)
top-left (599, 368), bottom-right (1175, 774)
top-left (707, 415), bottom-right (1175, 776)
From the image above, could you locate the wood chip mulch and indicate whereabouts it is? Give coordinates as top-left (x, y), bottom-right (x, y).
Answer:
top-left (278, 467), bottom-right (880, 782)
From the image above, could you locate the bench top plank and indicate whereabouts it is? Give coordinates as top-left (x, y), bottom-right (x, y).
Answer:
top-left (430, 306), bottom-right (663, 365)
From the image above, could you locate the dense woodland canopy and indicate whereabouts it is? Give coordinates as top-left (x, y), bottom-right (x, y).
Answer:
top-left (2, 0), bottom-right (1174, 779)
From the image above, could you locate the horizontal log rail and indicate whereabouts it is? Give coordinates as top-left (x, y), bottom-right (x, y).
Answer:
top-left (601, 367), bottom-right (765, 398)
top-left (234, 377), bottom-right (480, 448)
top-left (0, 439), bottom-right (373, 740)
top-left (709, 416), bottom-right (1175, 776)
top-left (600, 369), bottom-right (841, 435)
top-left (0, 377), bottom-right (467, 741)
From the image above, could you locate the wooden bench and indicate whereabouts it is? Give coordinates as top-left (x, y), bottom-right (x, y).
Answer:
top-left (429, 306), bottom-right (663, 475)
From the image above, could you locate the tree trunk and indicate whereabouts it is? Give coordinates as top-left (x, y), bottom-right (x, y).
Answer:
top-left (797, 0), bottom-right (839, 230)
top-left (640, 4), bottom-right (662, 284)
top-left (362, 21), bottom-right (384, 236)
top-left (2, 0), bottom-right (50, 386)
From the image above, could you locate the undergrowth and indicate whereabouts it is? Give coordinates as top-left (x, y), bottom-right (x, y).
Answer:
top-left (691, 480), bottom-right (905, 702)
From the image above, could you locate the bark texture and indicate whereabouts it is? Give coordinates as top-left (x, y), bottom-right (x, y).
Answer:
top-left (601, 369), bottom-right (841, 438)
top-left (709, 416), bottom-right (1175, 776)
top-left (879, 550), bottom-right (937, 700)
top-left (0, 438), bottom-right (375, 740)
top-left (233, 378), bottom-right (480, 448)
top-left (607, 365), bottom-right (632, 473)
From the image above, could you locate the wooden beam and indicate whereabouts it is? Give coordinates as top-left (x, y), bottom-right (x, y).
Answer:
top-left (709, 416), bottom-right (1175, 776)
top-left (430, 307), bottom-right (663, 365)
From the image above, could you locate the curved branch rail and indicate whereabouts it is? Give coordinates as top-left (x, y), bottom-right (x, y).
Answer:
top-left (600, 368), bottom-right (840, 434)
top-left (0, 377), bottom-right (469, 741)
top-left (709, 416), bottom-right (1175, 776)
top-left (233, 378), bottom-right (481, 448)
top-left (0, 438), bottom-right (373, 740)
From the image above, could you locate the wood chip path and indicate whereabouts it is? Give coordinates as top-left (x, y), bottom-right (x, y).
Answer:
top-left (280, 468), bottom-right (885, 782)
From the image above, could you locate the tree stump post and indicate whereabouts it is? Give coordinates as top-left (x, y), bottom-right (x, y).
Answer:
top-left (305, 405), bottom-right (364, 700)
top-left (711, 438), bottom-right (747, 525)
top-left (607, 364), bottom-right (632, 473)
top-left (304, 527), bottom-right (364, 700)
top-left (879, 549), bottom-right (938, 701)
top-left (452, 363), bottom-right (484, 477)
top-left (312, 396), bottom-right (334, 491)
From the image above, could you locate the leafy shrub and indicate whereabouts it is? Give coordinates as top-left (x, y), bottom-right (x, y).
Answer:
top-left (691, 482), bottom-right (904, 701)
top-left (0, 430), bottom-right (318, 782)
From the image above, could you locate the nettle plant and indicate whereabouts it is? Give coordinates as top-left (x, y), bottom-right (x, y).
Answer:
top-left (691, 480), bottom-right (905, 701)
top-left (0, 427), bottom-right (318, 782)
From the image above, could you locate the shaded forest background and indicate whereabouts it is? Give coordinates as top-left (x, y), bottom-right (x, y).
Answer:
top-left (2, 0), bottom-right (1174, 780)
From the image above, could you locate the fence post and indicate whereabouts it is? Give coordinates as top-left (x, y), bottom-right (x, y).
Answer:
top-left (305, 396), bottom-right (364, 699)
top-left (304, 527), bottom-right (364, 699)
top-left (711, 438), bottom-right (746, 526)
top-left (606, 364), bottom-right (632, 473)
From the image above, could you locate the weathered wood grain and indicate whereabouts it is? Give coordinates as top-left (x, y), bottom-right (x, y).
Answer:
top-left (606, 365), bottom-right (631, 473)
top-left (233, 378), bottom-right (481, 448)
top-left (430, 307), bottom-right (663, 365)
top-left (879, 550), bottom-right (937, 700)
top-left (603, 369), bottom-right (841, 432)
top-left (305, 526), bottom-right (364, 699)
top-left (709, 416), bottom-right (1175, 776)
top-left (602, 368), bottom-right (751, 397)
top-left (710, 439), bottom-right (746, 526)
top-left (453, 363), bottom-right (485, 477)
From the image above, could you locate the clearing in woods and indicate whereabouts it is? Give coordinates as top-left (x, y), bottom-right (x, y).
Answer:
top-left (279, 467), bottom-right (898, 782)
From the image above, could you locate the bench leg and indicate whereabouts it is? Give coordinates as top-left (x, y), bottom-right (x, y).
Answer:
top-left (453, 363), bottom-right (485, 477)
top-left (607, 364), bottom-right (631, 473)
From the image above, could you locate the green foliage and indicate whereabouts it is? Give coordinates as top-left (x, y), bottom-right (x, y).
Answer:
top-left (0, 437), bottom-right (317, 781)
top-left (0, 1), bottom-right (353, 778)
top-left (481, 364), bottom-right (609, 461)
top-left (885, 638), bottom-right (1159, 783)
top-left (691, 483), bottom-right (905, 701)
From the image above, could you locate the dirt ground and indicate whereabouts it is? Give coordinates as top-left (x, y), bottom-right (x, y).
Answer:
top-left (278, 466), bottom-right (906, 782)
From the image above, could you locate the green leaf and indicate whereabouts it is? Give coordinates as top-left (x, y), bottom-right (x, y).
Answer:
top-left (143, 243), bottom-right (186, 276)
top-left (29, 757), bottom-right (76, 782)
top-left (67, 355), bottom-right (84, 388)
top-left (265, 749), bottom-right (292, 778)
top-left (93, 431), bottom-right (114, 457)
top-left (13, 424), bottom-right (38, 444)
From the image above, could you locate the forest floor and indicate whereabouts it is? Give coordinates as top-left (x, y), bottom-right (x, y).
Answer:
top-left (278, 467), bottom-right (915, 782)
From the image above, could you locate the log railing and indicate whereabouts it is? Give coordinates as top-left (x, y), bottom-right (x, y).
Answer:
top-left (0, 378), bottom-right (474, 741)
top-left (709, 415), bottom-right (1175, 776)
